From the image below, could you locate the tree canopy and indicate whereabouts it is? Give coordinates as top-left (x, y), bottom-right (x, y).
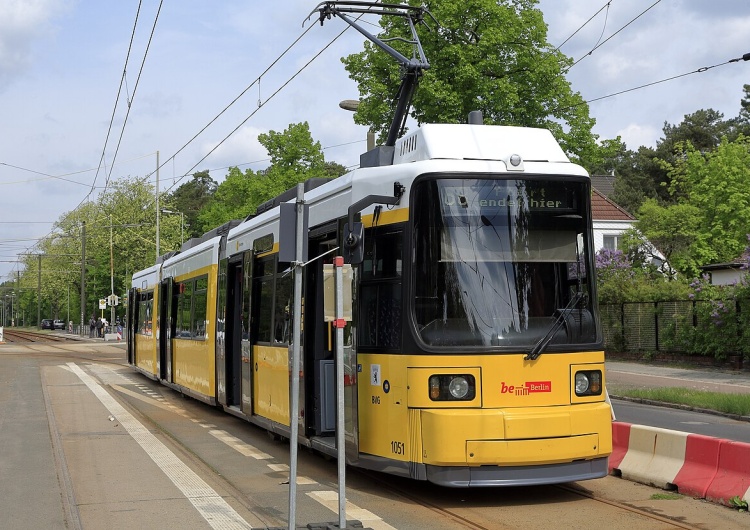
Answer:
top-left (168, 170), bottom-right (218, 239)
top-left (197, 122), bottom-right (332, 232)
top-left (341, 0), bottom-right (606, 166)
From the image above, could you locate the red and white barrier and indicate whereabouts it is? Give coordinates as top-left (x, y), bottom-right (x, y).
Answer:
top-left (610, 421), bottom-right (750, 506)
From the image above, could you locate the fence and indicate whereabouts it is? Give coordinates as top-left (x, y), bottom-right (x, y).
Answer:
top-left (600, 299), bottom-right (750, 361)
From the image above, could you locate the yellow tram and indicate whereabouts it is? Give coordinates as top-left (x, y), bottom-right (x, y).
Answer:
top-left (128, 120), bottom-right (612, 487)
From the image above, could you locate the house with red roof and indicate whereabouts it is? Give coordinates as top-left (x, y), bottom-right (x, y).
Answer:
top-left (591, 188), bottom-right (636, 252)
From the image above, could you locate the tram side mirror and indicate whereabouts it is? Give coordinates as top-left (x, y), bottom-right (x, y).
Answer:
top-left (343, 222), bottom-right (364, 264)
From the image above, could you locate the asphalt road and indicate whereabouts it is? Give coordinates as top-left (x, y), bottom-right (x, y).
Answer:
top-left (607, 360), bottom-right (750, 442)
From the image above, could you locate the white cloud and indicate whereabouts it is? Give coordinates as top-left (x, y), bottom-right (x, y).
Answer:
top-left (0, 0), bottom-right (68, 90)
top-left (616, 123), bottom-right (661, 150)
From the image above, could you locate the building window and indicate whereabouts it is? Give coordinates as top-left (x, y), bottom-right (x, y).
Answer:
top-left (603, 234), bottom-right (619, 250)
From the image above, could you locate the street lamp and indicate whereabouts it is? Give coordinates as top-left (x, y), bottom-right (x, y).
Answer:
top-left (161, 209), bottom-right (184, 246)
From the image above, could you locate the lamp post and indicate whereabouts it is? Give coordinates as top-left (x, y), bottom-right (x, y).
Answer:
top-left (161, 209), bottom-right (184, 246)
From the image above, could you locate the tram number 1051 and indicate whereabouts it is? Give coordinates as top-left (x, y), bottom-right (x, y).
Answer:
top-left (391, 441), bottom-right (405, 455)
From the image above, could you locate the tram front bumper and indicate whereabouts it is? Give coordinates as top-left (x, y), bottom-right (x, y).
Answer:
top-left (420, 402), bottom-right (612, 467)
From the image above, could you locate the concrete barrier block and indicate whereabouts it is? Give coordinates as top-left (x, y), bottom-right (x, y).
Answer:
top-left (617, 425), bottom-right (687, 490)
top-left (104, 333), bottom-right (119, 341)
top-left (706, 440), bottom-right (750, 506)
top-left (671, 433), bottom-right (720, 498)
top-left (608, 421), bottom-right (631, 473)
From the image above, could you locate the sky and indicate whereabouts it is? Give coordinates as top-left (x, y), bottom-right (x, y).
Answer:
top-left (1, 0), bottom-right (749, 282)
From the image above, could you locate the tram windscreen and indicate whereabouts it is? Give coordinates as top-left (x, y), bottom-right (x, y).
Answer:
top-left (412, 177), bottom-right (598, 349)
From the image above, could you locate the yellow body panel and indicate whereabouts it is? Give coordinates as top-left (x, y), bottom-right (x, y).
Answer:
top-left (134, 286), bottom-right (158, 376)
top-left (134, 332), bottom-right (157, 375)
top-left (421, 403), bottom-right (612, 465)
top-left (467, 434), bottom-right (601, 466)
top-left (172, 338), bottom-right (215, 397)
top-left (357, 352), bottom-right (612, 467)
top-left (253, 345), bottom-right (290, 426)
top-left (362, 207), bottom-right (408, 227)
top-left (170, 264), bottom-right (218, 399)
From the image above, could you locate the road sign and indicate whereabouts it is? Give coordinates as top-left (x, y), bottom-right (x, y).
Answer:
top-left (99, 299), bottom-right (106, 310)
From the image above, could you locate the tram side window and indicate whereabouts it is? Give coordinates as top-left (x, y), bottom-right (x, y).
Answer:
top-left (359, 228), bottom-right (403, 349)
top-left (193, 277), bottom-right (208, 339)
top-left (273, 266), bottom-right (292, 345)
top-left (251, 255), bottom-right (294, 346)
top-left (253, 257), bottom-right (274, 344)
top-left (137, 291), bottom-right (154, 336)
top-left (173, 275), bottom-right (208, 340)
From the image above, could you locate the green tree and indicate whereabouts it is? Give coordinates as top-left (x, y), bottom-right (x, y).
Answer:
top-left (196, 167), bottom-right (260, 231)
top-left (633, 200), bottom-right (705, 278)
top-left (197, 122), bottom-right (330, 231)
top-left (324, 161), bottom-right (348, 179)
top-left (606, 109), bottom-right (738, 214)
top-left (19, 177), bottom-right (172, 326)
top-left (341, 0), bottom-right (603, 166)
top-left (664, 136), bottom-right (750, 266)
top-left (168, 170), bottom-right (217, 238)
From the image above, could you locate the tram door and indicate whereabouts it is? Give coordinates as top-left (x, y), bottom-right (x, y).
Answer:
top-left (223, 260), bottom-right (243, 408)
top-left (127, 287), bottom-right (137, 364)
top-left (305, 231), bottom-right (339, 437)
top-left (240, 254), bottom-right (253, 415)
top-left (158, 279), bottom-right (173, 382)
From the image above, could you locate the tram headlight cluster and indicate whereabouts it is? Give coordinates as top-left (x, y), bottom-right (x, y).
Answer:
top-left (429, 374), bottom-right (476, 401)
top-left (574, 370), bottom-right (602, 396)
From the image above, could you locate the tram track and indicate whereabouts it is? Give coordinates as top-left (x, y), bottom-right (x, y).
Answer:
top-left (1, 329), bottom-right (80, 343)
top-left (555, 483), bottom-right (699, 530)
top-left (5, 342), bottom-right (739, 528)
top-left (356, 468), bottom-right (707, 530)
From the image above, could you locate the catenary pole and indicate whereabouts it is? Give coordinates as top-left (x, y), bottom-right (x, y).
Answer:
top-left (288, 182), bottom-right (304, 529)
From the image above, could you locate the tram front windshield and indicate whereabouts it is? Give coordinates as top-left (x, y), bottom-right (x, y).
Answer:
top-left (413, 177), bottom-right (598, 350)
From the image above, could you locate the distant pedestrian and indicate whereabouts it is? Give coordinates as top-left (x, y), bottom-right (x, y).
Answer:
top-left (96, 317), bottom-right (103, 338)
top-left (89, 316), bottom-right (96, 338)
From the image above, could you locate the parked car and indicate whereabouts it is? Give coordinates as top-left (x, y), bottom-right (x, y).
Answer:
top-left (41, 319), bottom-right (54, 330)
top-left (54, 319), bottom-right (65, 330)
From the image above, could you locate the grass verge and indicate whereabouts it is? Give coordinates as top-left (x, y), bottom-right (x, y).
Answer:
top-left (610, 386), bottom-right (750, 417)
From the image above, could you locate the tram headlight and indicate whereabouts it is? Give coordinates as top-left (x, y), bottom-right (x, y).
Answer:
top-left (429, 374), bottom-right (476, 401)
top-left (574, 370), bottom-right (602, 397)
top-left (449, 376), bottom-right (470, 399)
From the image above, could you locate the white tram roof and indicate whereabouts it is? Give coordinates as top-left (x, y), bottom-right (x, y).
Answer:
top-left (162, 236), bottom-right (221, 279)
top-left (132, 263), bottom-right (161, 290)
top-left (392, 124), bottom-right (571, 165)
top-left (226, 124), bottom-right (585, 257)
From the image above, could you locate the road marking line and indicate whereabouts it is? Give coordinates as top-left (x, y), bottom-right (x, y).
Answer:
top-left (267, 464), bottom-right (318, 485)
top-left (307, 490), bottom-right (396, 530)
top-left (110, 384), bottom-right (192, 418)
top-left (209, 430), bottom-right (272, 460)
top-left (68, 363), bottom-right (254, 530)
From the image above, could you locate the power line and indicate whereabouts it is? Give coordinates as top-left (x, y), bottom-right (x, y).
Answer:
top-left (102, 0), bottom-right (164, 192)
top-left (568, 0), bottom-right (663, 70)
top-left (157, 6), bottom-right (379, 196)
top-left (0, 152), bottom-right (157, 187)
top-left (164, 28), bottom-right (354, 194)
top-left (15, 2), bottom-right (164, 276)
top-left (555, 1), bottom-right (613, 52)
top-left (9, 2), bottom-right (374, 273)
top-left (558, 53), bottom-right (750, 113)
top-left (89, 0), bottom-right (144, 200)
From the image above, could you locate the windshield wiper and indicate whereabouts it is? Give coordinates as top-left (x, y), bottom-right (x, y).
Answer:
top-left (525, 291), bottom-right (584, 361)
